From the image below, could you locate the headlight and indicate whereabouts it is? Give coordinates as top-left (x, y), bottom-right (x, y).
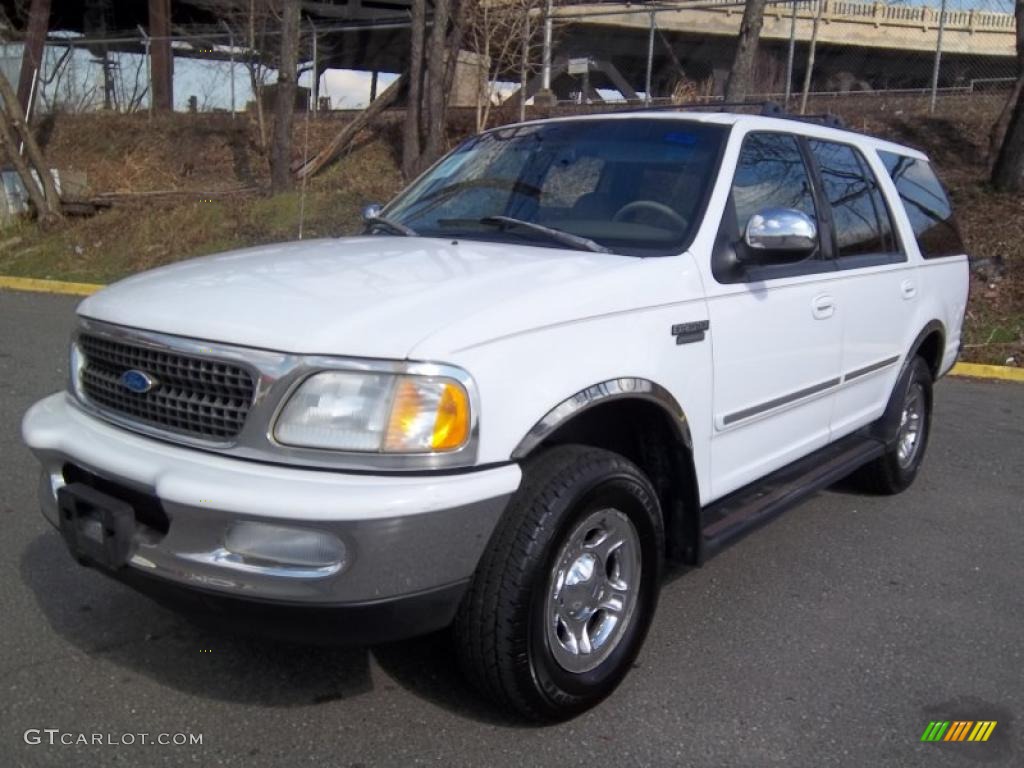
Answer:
top-left (274, 371), bottom-right (471, 453)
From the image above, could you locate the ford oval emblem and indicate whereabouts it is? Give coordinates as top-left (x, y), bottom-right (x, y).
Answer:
top-left (119, 369), bottom-right (157, 394)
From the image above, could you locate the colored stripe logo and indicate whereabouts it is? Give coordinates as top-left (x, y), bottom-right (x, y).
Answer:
top-left (920, 721), bottom-right (997, 742)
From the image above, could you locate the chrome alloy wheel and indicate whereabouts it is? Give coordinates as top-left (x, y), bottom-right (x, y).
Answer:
top-left (544, 508), bottom-right (641, 674)
top-left (897, 381), bottom-right (926, 468)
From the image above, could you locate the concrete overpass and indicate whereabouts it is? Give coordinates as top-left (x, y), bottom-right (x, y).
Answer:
top-left (527, 0), bottom-right (1018, 102)
top-left (3, 0), bottom-right (1018, 112)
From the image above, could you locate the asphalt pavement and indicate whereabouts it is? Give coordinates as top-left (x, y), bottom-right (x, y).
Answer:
top-left (1, 288), bottom-right (1022, 767)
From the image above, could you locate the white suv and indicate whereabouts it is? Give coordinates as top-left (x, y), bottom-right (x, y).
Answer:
top-left (22, 110), bottom-right (968, 721)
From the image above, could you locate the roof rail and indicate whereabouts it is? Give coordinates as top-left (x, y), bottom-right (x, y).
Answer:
top-left (612, 99), bottom-right (846, 128)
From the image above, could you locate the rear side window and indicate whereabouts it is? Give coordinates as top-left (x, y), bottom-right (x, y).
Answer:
top-left (879, 152), bottom-right (965, 258)
top-left (809, 140), bottom-right (897, 258)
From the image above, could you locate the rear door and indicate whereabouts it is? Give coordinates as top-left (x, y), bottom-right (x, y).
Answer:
top-left (805, 139), bottom-right (915, 438)
top-left (705, 130), bottom-right (843, 499)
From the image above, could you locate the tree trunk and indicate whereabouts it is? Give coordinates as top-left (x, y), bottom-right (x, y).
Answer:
top-left (989, 0), bottom-right (1024, 165)
top-left (991, 0), bottom-right (1024, 191)
top-left (992, 88), bottom-right (1024, 192)
top-left (424, 0), bottom-right (452, 164)
top-left (724, 0), bottom-right (768, 101)
top-left (249, 0), bottom-right (267, 150)
top-left (296, 73), bottom-right (406, 179)
top-left (270, 0), bottom-right (300, 193)
top-left (989, 75), bottom-right (1024, 161)
top-left (403, 0), bottom-right (426, 179)
top-left (0, 67), bottom-right (61, 222)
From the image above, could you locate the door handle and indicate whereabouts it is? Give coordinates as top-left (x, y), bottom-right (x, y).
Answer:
top-left (901, 280), bottom-right (918, 300)
top-left (812, 294), bottom-right (835, 319)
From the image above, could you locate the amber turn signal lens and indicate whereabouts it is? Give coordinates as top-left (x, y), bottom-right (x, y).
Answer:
top-left (382, 376), bottom-right (471, 453)
top-left (431, 382), bottom-right (470, 450)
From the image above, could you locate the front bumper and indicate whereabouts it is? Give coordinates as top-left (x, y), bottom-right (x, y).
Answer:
top-left (22, 394), bottom-right (520, 636)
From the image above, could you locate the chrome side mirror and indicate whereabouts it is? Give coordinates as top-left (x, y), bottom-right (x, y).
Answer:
top-left (362, 203), bottom-right (383, 222)
top-left (744, 208), bottom-right (817, 254)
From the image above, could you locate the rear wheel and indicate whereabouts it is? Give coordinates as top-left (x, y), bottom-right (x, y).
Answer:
top-left (855, 355), bottom-right (933, 494)
top-left (455, 445), bottom-right (663, 721)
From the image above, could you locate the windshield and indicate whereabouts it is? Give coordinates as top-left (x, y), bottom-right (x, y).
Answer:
top-left (383, 118), bottom-right (728, 256)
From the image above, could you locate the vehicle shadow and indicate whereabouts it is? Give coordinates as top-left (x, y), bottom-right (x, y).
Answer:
top-left (20, 531), bottom-right (517, 725)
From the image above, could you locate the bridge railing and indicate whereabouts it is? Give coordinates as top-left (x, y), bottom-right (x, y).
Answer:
top-left (657, 0), bottom-right (1018, 33)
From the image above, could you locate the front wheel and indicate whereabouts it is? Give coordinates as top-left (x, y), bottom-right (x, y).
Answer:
top-left (455, 445), bottom-right (664, 721)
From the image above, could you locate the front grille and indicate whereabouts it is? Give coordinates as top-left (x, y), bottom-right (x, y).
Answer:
top-left (78, 333), bottom-right (256, 441)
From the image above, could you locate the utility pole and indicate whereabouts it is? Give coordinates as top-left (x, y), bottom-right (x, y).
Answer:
top-left (645, 11), bottom-right (656, 105)
top-left (148, 0), bottom-right (174, 111)
top-left (538, 0), bottom-right (555, 105)
top-left (785, 0), bottom-right (798, 105)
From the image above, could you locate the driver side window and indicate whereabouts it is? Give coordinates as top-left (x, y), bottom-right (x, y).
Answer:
top-left (732, 132), bottom-right (818, 245)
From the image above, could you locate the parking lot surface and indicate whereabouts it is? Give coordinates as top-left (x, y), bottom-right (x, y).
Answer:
top-left (2, 289), bottom-right (1021, 767)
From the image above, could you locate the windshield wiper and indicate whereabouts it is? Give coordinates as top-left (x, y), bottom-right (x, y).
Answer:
top-left (365, 216), bottom-right (418, 237)
top-left (478, 216), bottom-right (611, 254)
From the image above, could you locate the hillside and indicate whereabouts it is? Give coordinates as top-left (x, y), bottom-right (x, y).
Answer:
top-left (0, 101), bottom-right (1020, 365)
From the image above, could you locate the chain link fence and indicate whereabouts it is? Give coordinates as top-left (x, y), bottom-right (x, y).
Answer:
top-left (0, 0), bottom-right (1018, 119)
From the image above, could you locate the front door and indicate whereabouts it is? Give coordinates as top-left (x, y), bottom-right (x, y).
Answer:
top-left (705, 130), bottom-right (843, 499)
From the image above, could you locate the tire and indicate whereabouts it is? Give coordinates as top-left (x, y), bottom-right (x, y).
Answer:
top-left (455, 444), bottom-right (664, 722)
top-left (855, 355), bottom-right (933, 495)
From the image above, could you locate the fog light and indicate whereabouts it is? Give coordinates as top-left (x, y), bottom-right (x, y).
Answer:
top-left (224, 522), bottom-right (346, 571)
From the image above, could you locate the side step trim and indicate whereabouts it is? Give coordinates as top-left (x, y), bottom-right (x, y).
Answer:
top-left (700, 434), bottom-right (885, 561)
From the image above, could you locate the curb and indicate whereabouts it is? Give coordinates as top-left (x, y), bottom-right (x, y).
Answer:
top-left (949, 362), bottom-right (1024, 383)
top-left (1, 274), bottom-right (1022, 383)
top-left (0, 275), bottom-right (103, 297)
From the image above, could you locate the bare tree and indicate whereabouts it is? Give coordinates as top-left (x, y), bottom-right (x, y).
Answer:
top-left (270, 0), bottom-right (300, 193)
top-left (467, 0), bottom-right (544, 132)
top-left (403, 0), bottom-right (426, 179)
top-left (424, 0), bottom-right (454, 162)
top-left (990, 0), bottom-right (1024, 191)
top-left (0, 68), bottom-right (62, 223)
top-left (197, 0), bottom-right (276, 146)
top-left (724, 0), bottom-right (768, 101)
top-left (401, 0), bottom-right (467, 179)
top-left (115, 52), bottom-right (150, 113)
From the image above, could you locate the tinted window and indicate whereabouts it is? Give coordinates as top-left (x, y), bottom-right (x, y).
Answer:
top-left (732, 132), bottom-right (817, 235)
top-left (879, 152), bottom-right (965, 258)
top-left (384, 119), bottom-right (727, 256)
top-left (809, 140), bottom-right (896, 258)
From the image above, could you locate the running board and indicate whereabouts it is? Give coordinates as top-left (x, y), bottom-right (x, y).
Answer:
top-left (700, 434), bottom-right (886, 560)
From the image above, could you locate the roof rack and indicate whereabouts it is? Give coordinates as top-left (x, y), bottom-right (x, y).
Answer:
top-left (613, 100), bottom-right (846, 129)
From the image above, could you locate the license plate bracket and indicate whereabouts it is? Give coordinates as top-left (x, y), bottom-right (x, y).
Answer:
top-left (57, 483), bottom-right (136, 570)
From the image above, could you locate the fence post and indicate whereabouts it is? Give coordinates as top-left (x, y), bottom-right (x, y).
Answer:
top-left (520, 13), bottom-right (529, 122)
top-left (929, 0), bottom-right (947, 114)
top-left (785, 0), bottom-right (798, 106)
top-left (645, 11), bottom-right (656, 105)
top-left (310, 19), bottom-right (318, 115)
top-left (541, 0), bottom-right (553, 92)
top-left (800, 0), bottom-right (823, 114)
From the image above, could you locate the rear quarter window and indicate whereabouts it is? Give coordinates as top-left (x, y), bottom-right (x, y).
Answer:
top-left (879, 151), bottom-right (965, 259)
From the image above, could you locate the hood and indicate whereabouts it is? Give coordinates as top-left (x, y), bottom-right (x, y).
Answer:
top-left (77, 237), bottom-right (642, 359)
